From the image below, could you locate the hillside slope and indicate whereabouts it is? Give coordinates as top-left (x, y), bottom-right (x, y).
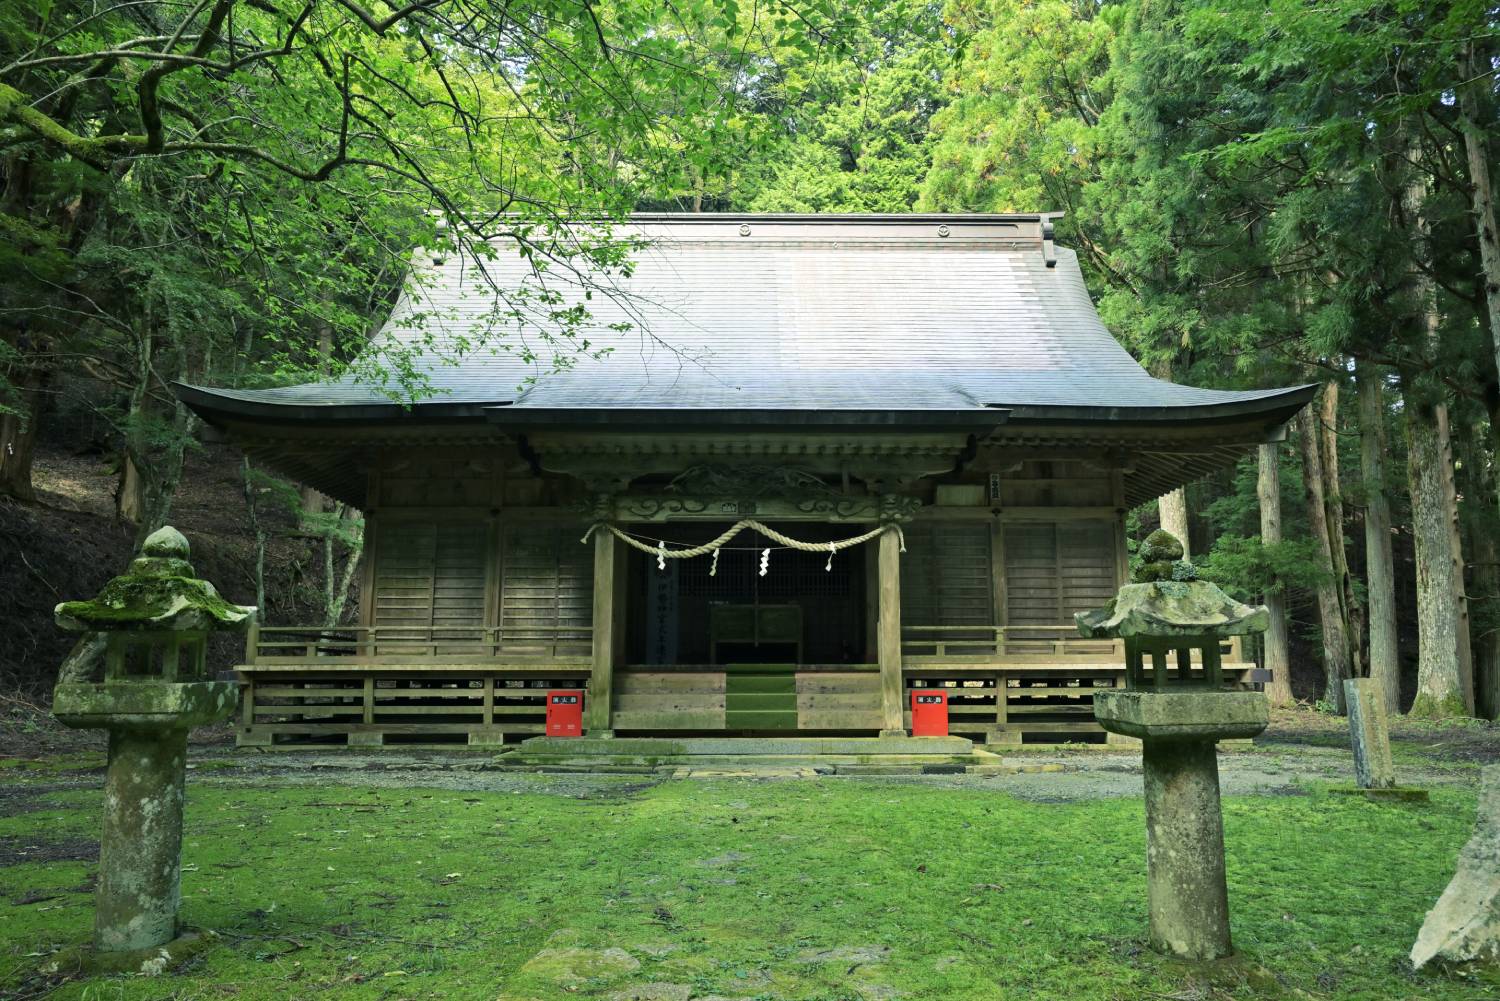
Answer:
top-left (0, 443), bottom-right (358, 696)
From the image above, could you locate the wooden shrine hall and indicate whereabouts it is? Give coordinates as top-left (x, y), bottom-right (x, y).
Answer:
top-left (177, 214), bottom-right (1313, 749)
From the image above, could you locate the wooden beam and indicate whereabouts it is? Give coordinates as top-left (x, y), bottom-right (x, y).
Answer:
top-left (877, 528), bottom-right (905, 735)
top-left (999, 506), bottom-right (1119, 520)
top-left (913, 506), bottom-right (997, 521)
top-left (612, 496), bottom-right (889, 523)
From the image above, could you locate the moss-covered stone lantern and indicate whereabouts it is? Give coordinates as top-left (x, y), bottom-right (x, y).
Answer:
top-left (52, 526), bottom-right (253, 957)
top-left (1074, 530), bottom-right (1269, 961)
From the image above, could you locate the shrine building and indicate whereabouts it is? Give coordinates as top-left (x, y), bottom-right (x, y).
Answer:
top-left (176, 214), bottom-right (1312, 748)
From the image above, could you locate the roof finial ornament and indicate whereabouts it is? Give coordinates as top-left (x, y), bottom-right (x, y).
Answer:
top-left (1041, 215), bottom-right (1057, 268)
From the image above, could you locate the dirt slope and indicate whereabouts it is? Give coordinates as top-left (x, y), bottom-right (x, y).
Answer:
top-left (0, 443), bottom-right (351, 695)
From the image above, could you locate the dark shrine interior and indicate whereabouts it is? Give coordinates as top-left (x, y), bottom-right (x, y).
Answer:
top-left (623, 522), bottom-right (871, 666)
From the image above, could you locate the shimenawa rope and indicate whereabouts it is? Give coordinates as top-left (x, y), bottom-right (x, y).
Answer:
top-left (581, 519), bottom-right (905, 559)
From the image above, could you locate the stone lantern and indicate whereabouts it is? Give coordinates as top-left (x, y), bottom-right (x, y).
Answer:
top-left (52, 526), bottom-right (253, 956)
top-left (1074, 530), bottom-right (1269, 960)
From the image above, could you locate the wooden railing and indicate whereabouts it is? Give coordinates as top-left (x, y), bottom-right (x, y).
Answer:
top-left (902, 625), bottom-right (1245, 665)
top-left (245, 624), bottom-right (593, 666)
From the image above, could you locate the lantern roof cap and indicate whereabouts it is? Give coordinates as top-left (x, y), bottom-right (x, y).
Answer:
top-left (1074, 580), bottom-right (1269, 640)
top-left (54, 526), bottom-right (255, 633)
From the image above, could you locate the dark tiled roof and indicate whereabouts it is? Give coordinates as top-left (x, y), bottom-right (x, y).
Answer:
top-left (178, 214), bottom-right (1311, 426)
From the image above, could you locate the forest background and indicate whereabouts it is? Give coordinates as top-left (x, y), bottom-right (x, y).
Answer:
top-left (0, 0), bottom-right (1497, 721)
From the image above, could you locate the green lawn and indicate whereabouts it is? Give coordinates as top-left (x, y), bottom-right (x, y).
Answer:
top-left (0, 761), bottom-right (1490, 1000)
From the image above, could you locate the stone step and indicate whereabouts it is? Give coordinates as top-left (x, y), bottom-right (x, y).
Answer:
top-left (517, 734), bottom-right (976, 758)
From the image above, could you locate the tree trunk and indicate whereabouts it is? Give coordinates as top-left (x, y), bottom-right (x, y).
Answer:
top-left (1258, 442), bottom-right (1294, 706)
top-left (1460, 41), bottom-right (1500, 409)
top-left (323, 505), bottom-right (365, 628)
top-left (241, 457), bottom-right (268, 618)
top-left (1357, 360), bottom-right (1400, 712)
top-left (1405, 395), bottom-right (1466, 717)
top-left (114, 312), bottom-right (194, 548)
top-left (117, 454), bottom-right (145, 524)
top-left (0, 364), bottom-right (48, 502)
top-left (1400, 123), bottom-right (1473, 718)
top-left (127, 438), bottom-right (187, 549)
top-left (299, 325), bottom-right (335, 517)
top-left (1159, 488), bottom-right (1190, 557)
top-left (123, 402), bottom-right (193, 549)
top-left (1320, 378), bottom-right (1363, 675)
top-left (1456, 429), bottom-right (1500, 720)
top-left (1436, 405), bottom-right (1475, 713)
top-left (1297, 408), bottom-right (1353, 711)
top-left (301, 486), bottom-right (327, 518)
top-left (1473, 538), bottom-right (1500, 721)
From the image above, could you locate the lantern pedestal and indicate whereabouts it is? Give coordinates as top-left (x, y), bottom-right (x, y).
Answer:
top-left (1094, 690), bottom-right (1268, 960)
top-left (53, 681), bottom-right (239, 953)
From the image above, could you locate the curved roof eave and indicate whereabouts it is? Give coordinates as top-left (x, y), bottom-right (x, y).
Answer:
top-left (174, 381), bottom-right (1315, 431)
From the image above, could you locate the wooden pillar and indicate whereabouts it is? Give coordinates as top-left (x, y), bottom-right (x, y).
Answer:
top-left (241, 677), bottom-right (256, 729)
top-left (878, 528), bottom-right (905, 736)
top-left (1110, 468), bottom-right (1130, 588)
top-left (588, 530), bottom-right (617, 735)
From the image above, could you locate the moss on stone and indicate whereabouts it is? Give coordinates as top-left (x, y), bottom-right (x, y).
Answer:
top-left (1136, 531), bottom-right (1190, 583)
top-left (55, 572), bottom-right (250, 632)
top-left (127, 555), bottom-right (196, 578)
top-left (1140, 531), bottom-right (1184, 561)
top-left (1075, 581), bottom-right (1269, 639)
top-left (141, 526), bottom-right (190, 559)
top-left (54, 525), bottom-right (254, 633)
top-left (1170, 559), bottom-right (1199, 582)
top-left (517, 946), bottom-right (641, 987)
top-left (1138, 560), bottom-right (1176, 583)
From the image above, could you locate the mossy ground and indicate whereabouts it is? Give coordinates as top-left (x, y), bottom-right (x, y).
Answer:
top-left (0, 750), bottom-right (1493, 1000)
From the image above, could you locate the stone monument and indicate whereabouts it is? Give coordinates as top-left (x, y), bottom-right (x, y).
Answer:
top-left (1343, 676), bottom-right (1396, 789)
top-left (1412, 764), bottom-right (1500, 970)
top-left (52, 526), bottom-right (253, 957)
top-left (1075, 530), bottom-right (1269, 960)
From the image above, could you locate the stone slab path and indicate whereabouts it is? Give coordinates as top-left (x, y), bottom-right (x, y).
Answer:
top-left (157, 739), bottom-right (1481, 800)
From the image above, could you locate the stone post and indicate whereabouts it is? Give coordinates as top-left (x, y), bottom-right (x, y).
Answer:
top-left (1093, 690), bottom-right (1268, 960)
top-left (1343, 677), bottom-right (1396, 790)
top-left (1143, 738), bottom-right (1231, 958)
top-left (96, 728), bottom-right (189, 951)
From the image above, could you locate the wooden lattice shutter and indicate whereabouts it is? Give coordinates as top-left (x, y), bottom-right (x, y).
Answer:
top-left (430, 523), bottom-right (488, 639)
top-left (1003, 520), bottom-right (1117, 625)
top-left (900, 522), bottom-right (994, 626)
top-left (372, 520), bottom-right (489, 650)
top-left (372, 522), bottom-right (439, 634)
top-left (1003, 523), bottom-right (1061, 626)
top-left (1058, 520), bottom-right (1117, 618)
top-left (500, 523), bottom-right (593, 644)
